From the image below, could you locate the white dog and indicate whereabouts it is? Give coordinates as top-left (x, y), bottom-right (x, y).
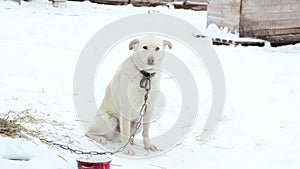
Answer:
top-left (86, 36), bottom-right (172, 155)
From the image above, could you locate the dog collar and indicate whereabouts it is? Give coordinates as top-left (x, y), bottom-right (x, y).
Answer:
top-left (140, 70), bottom-right (156, 78)
top-left (139, 70), bottom-right (155, 89)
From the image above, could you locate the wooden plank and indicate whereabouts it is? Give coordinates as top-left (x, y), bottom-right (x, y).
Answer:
top-left (208, 3), bottom-right (240, 13)
top-left (240, 27), bottom-right (300, 37)
top-left (172, 0), bottom-right (207, 10)
top-left (242, 0), bottom-right (300, 6)
top-left (207, 18), bottom-right (237, 27)
top-left (173, 0), bottom-right (185, 3)
top-left (207, 11), bottom-right (240, 22)
top-left (241, 3), bottom-right (300, 14)
top-left (90, 0), bottom-right (129, 4)
top-left (212, 38), bottom-right (265, 47)
top-left (241, 12), bottom-right (300, 22)
top-left (212, 38), bottom-right (235, 46)
top-left (207, 3), bottom-right (240, 24)
top-left (207, 0), bottom-right (241, 16)
top-left (207, 18), bottom-right (239, 31)
top-left (207, 2), bottom-right (240, 17)
top-left (241, 27), bottom-right (300, 36)
top-left (208, 13), bottom-right (240, 23)
top-left (189, 0), bottom-right (207, 3)
top-left (174, 3), bottom-right (207, 10)
top-left (197, 30), bottom-right (299, 46)
top-left (208, 9), bottom-right (241, 18)
top-left (208, 4), bottom-right (240, 16)
top-left (186, 0), bottom-right (207, 6)
top-left (208, 15), bottom-right (240, 24)
top-left (208, 0), bottom-right (241, 8)
top-left (240, 19), bottom-right (300, 30)
top-left (131, 0), bottom-right (167, 3)
top-left (130, 0), bottom-right (173, 6)
top-left (266, 34), bottom-right (300, 43)
top-left (209, 0), bottom-right (241, 4)
top-left (207, 0), bottom-right (241, 31)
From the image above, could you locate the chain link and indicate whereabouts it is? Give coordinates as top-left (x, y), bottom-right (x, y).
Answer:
top-left (41, 73), bottom-right (153, 156)
top-left (112, 75), bottom-right (152, 154)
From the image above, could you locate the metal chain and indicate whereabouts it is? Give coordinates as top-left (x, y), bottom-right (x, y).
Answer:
top-left (40, 138), bottom-right (114, 155)
top-left (41, 74), bottom-right (152, 156)
top-left (113, 75), bottom-right (152, 154)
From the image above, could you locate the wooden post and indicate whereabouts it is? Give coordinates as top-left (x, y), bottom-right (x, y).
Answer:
top-left (53, 0), bottom-right (66, 7)
top-left (207, 0), bottom-right (242, 33)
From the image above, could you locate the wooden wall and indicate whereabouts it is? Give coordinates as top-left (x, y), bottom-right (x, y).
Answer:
top-left (207, 0), bottom-right (241, 33)
top-left (89, 0), bottom-right (207, 10)
top-left (173, 0), bottom-right (208, 10)
top-left (239, 0), bottom-right (300, 42)
top-left (207, 0), bottom-right (300, 44)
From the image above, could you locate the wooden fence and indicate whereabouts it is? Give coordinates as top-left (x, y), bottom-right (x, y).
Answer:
top-left (207, 0), bottom-right (300, 45)
top-left (90, 0), bottom-right (207, 10)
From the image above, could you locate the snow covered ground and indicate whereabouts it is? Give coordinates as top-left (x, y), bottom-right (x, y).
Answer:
top-left (1, 0), bottom-right (300, 169)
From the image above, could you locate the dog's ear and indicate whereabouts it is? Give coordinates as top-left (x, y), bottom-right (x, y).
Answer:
top-left (129, 39), bottom-right (139, 50)
top-left (163, 40), bottom-right (172, 49)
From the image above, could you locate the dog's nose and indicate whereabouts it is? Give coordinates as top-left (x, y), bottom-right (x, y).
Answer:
top-left (147, 56), bottom-right (155, 65)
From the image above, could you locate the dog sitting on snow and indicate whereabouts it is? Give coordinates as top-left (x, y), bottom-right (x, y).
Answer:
top-left (86, 36), bottom-right (172, 155)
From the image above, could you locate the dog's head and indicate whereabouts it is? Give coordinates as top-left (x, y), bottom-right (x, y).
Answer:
top-left (129, 36), bottom-right (172, 71)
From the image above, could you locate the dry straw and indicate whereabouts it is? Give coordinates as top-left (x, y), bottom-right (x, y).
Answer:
top-left (0, 109), bottom-right (75, 145)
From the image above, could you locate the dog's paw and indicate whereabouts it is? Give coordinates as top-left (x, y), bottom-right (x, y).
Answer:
top-left (144, 144), bottom-right (158, 151)
top-left (86, 133), bottom-right (107, 145)
top-left (98, 136), bottom-right (107, 144)
top-left (124, 146), bottom-right (135, 155)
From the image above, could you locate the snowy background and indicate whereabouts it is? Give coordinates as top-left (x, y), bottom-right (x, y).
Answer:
top-left (1, 0), bottom-right (300, 169)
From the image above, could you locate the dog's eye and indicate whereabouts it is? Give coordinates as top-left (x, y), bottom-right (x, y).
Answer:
top-left (155, 47), bottom-right (160, 51)
top-left (143, 46), bottom-right (148, 50)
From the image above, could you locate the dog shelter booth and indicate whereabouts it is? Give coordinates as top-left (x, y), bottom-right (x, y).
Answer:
top-left (207, 0), bottom-right (300, 45)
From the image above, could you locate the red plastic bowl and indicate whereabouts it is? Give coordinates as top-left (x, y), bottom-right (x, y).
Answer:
top-left (77, 156), bottom-right (112, 169)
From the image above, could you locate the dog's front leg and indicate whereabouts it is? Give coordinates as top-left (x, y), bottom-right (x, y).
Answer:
top-left (120, 116), bottom-right (135, 155)
top-left (143, 120), bottom-right (158, 151)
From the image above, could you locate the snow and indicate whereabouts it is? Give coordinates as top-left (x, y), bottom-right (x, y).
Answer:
top-left (1, 0), bottom-right (300, 169)
top-left (205, 24), bottom-right (265, 42)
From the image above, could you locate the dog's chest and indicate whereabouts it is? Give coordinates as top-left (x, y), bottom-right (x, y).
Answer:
top-left (127, 73), bottom-right (158, 108)
top-left (111, 69), bottom-right (160, 119)
top-left (128, 74), bottom-right (155, 98)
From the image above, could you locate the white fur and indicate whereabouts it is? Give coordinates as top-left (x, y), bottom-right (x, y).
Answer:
top-left (86, 36), bottom-right (172, 155)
